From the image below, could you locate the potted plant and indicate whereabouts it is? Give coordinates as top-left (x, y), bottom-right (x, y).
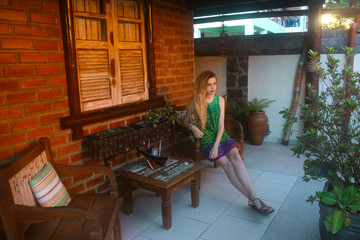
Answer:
top-left (245, 97), bottom-right (275, 145)
top-left (280, 47), bottom-right (360, 239)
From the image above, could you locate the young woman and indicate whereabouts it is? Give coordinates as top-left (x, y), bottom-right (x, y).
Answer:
top-left (183, 70), bottom-right (274, 214)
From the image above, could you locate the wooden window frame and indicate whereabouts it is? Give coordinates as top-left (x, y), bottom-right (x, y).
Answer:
top-left (59, 0), bottom-right (164, 140)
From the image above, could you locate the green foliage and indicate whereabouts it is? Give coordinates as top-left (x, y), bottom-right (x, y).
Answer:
top-left (322, 0), bottom-right (359, 30)
top-left (318, 185), bottom-right (360, 234)
top-left (280, 47), bottom-right (360, 234)
top-left (245, 98), bottom-right (276, 113)
top-left (146, 103), bottom-right (181, 126)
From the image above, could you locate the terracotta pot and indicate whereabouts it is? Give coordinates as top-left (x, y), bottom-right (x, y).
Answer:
top-left (246, 111), bottom-right (268, 145)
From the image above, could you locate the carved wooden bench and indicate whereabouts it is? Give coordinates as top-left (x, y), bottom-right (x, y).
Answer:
top-left (0, 137), bottom-right (121, 240)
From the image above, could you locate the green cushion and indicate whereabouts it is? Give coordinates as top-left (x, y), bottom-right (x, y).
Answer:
top-left (29, 162), bottom-right (71, 207)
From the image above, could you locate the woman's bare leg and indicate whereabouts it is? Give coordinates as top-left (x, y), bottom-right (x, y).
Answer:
top-left (217, 155), bottom-right (252, 199)
top-left (217, 148), bottom-right (260, 207)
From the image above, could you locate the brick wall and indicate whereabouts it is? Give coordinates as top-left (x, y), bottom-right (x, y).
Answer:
top-left (0, 0), bottom-right (194, 194)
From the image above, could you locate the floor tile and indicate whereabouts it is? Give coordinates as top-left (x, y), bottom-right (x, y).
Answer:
top-left (255, 171), bottom-right (298, 187)
top-left (200, 180), bottom-right (240, 203)
top-left (252, 180), bottom-right (293, 203)
top-left (140, 215), bottom-right (209, 240)
top-left (201, 214), bottom-right (267, 240)
top-left (224, 195), bottom-right (281, 224)
top-left (173, 195), bottom-right (231, 224)
top-left (119, 212), bottom-right (154, 240)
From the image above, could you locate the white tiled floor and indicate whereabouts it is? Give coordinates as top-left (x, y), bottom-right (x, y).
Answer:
top-left (118, 142), bottom-right (324, 240)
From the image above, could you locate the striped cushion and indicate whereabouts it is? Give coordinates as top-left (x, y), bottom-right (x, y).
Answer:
top-left (29, 162), bottom-right (71, 207)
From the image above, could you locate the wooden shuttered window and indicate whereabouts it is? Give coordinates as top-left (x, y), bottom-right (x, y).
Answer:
top-left (73, 0), bottom-right (148, 112)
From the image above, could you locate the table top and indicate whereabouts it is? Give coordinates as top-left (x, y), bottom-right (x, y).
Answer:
top-left (115, 157), bottom-right (204, 188)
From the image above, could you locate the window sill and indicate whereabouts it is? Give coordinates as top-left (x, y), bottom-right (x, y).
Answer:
top-left (60, 96), bottom-right (166, 140)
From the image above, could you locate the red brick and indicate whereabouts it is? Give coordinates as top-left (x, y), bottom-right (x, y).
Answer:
top-left (0, 53), bottom-right (15, 63)
top-left (0, 108), bottom-right (22, 120)
top-left (57, 142), bottom-right (79, 156)
top-left (28, 126), bottom-right (53, 140)
top-left (43, 1), bottom-right (59, 12)
top-left (74, 172), bottom-right (92, 182)
top-left (109, 120), bottom-right (125, 129)
top-left (36, 65), bottom-right (61, 75)
top-left (48, 53), bottom-right (64, 62)
top-left (12, 0), bottom-right (40, 9)
top-left (0, 23), bottom-right (11, 35)
top-left (43, 26), bottom-right (62, 38)
top-left (22, 78), bottom-right (48, 89)
top-left (19, 53), bottom-right (46, 63)
top-left (0, 9), bottom-right (27, 21)
top-left (38, 89), bottom-right (63, 100)
top-left (14, 143), bottom-right (31, 155)
top-left (7, 92), bottom-right (36, 104)
top-left (49, 135), bottom-right (67, 146)
top-left (50, 77), bottom-right (66, 86)
top-left (53, 100), bottom-right (69, 110)
top-left (25, 103), bottom-right (51, 115)
top-left (71, 151), bottom-right (89, 163)
top-left (0, 80), bottom-right (19, 91)
top-left (41, 112), bottom-right (64, 125)
top-left (14, 25), bottom-right (43, 37)
top-left (4, 66), bottom-right (33, 77)
top-left (33, 40), bottom-right (58, 50)
top-left (0, 123), bottom-right (9, 134)
top-left (0, 149), bottom-right (12, 162)
top-left (55, 156), bottom-right (70, 165)
top-left (1, 39), bottom-right (31, 49)
top-left (0, 134), bottom-right (26, 148)
top-left (11, 118), bottom-right (38, 131)
top-left (31, 12), bottom-right (58, 24)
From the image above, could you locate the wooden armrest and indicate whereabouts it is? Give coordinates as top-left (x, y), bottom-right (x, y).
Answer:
top-left (53, 164), bottom-right (118, 197)
top-left (12, 204), bottom-right (102, 232)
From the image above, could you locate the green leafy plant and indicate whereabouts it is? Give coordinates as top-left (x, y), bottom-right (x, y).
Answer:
top-left (246, 98), bottom-right (275, 112)
top-left (147, 103), bottom-right (181, 126)
top-left (280, 47), bottom-right (360, 234)
top-left (318, 185), bottom-right (360, 234)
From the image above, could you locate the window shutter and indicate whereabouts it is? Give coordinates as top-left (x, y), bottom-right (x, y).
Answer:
top-left (77, 49), bottom-right (113, 111)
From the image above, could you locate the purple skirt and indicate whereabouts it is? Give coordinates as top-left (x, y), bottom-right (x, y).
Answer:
top-left (202, 139), bottom-right (237, 162)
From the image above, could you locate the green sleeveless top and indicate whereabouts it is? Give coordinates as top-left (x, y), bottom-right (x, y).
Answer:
top-left (200, 95), bottom-right (230, 151)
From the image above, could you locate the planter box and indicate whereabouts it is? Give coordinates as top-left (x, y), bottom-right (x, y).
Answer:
top-left (87, 121), bottom-right (172, 165)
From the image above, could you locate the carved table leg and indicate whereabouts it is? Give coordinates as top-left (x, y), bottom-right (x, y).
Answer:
top-left (191, 171), bottom-right (200, 208)
top-left (161, 191), bottom-right (171, 229)
top-left (123, 182), bottom-right (133, 214)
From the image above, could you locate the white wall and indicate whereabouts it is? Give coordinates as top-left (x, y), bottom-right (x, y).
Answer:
top-left (248, 55), bottom-right (306, 143)
top-left (195, 56), bottom-right (227, 96)
top-left (248, 53), bottom-right (360, 144)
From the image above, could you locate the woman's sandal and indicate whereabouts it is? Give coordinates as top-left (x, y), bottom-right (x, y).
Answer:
top-left (249, 198), bottom-right (274, 215)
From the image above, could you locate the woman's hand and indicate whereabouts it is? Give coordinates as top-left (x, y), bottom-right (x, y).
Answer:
top-left (209, 146), bottom-right (218, 159)
top-left (190, 125), bottom-right (204, 139)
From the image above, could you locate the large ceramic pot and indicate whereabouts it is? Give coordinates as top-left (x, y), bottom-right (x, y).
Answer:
top-left (246, 111), bottom-right (268, 145)
top-left (319, 183), bottom-right (360, 240)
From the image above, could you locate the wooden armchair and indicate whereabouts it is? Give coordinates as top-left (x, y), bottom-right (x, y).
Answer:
top-left (0, 137), bottom-right (121, 240)
top-left (171, 112), bottom-right (244, 168)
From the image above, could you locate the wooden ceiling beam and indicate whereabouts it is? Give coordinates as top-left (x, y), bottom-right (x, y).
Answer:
top-left (191, 0), bottom-right (321, 17)
top-left (194, 10), bottom-right (308, 25)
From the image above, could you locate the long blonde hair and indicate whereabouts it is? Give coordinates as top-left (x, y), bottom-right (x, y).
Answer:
top-left (188, 71), bottom-right (216, 130)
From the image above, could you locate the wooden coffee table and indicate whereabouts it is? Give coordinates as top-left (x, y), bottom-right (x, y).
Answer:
top-left (115, 157), bottom-right (204, 229)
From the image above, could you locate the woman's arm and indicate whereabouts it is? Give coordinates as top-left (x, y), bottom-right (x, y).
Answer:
top-left (183, 104), bottom-right (204, 139)
top-left (209, 96), bottom-right (225, 158)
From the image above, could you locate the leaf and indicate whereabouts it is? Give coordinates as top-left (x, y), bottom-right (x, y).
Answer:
top-left (318, 191), bottom-right (337, 206)
top-left (331, 208), bottom-right (345, 234)
top-left (343, 185), bottom-right (356, 204)
top-left (344, 217), bottom-right (351, 227)
top-left (334, 186), bottom-right (344, 201)
top-left (325, 214), bottom-right (333, 232)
